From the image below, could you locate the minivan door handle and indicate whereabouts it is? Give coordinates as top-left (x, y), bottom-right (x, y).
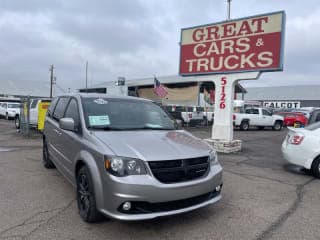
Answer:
top-left (54, 129), bottom-right (62, 136)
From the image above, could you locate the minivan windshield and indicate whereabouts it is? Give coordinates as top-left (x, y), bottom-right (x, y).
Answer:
top-left (82, 98), bottom-right (175, 130)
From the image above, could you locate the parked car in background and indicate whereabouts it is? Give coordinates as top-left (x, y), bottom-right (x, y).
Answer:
top-left (43, 94), bottom-right (223, 222)
top-left (276, 112), bottom-right (308, 127)
top-left (307, 108), bottom-right (320, 126)
top-left (233, 107), bottom-right (284, 131)
top-left (282, 122), bottom-right (320, 178)
top-left (165, 105), bottom-right (204, 126)
top-left (0, 102), bottom-right (20, 120)
top-left (15, 98), bottom-right (51, 129)
top-left (294, 108), bottom-right (316, 119)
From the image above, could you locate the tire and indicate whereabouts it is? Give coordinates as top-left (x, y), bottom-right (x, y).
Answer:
top-left (240, 121), bottom-right (249, 131)
top-left (273, 121), bottom-right (283, 131)
top-left (76, 166), bottom-right (104, 223)
top-left (43, 139), bottom-right (55, 169)
top-left (311, 157), bottom-right (320, 178)
top-left (15, 116), bottom-right (20, 129)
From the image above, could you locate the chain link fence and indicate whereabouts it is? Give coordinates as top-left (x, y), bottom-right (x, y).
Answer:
top-left (19, 97), bottom-right (51, 137)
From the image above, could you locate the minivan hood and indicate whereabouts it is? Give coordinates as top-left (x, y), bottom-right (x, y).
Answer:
top-left (93, 130), bottom-right (212, 161)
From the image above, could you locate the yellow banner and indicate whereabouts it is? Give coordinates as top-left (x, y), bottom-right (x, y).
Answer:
top-left (38, 102), bottom-right (50, 131)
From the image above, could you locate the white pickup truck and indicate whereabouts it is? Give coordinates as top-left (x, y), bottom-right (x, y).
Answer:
top-left (0, 102), bottom-right (21, 120)
top-left (233, 107), bottom-right (284, 131)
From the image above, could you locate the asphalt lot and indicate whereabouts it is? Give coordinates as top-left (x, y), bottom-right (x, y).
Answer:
top-left (0, 119), bottom-right (319, 240)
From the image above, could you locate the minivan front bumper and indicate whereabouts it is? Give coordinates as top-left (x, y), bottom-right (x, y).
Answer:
top-left (99, 164), bottom-right (223, 220)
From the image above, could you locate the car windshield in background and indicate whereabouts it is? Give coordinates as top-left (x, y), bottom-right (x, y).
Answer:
top-left (8, 103), bottom-right (20, 108)
top-left (82, 98), bottom-right (175, 130)
top-left (305, 122), bottom-right (320, 131)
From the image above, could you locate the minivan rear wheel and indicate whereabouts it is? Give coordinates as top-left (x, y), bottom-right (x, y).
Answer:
top-left (43, 140), bottom-right (55, 169)
top-left (76, 166), bottom-right (104, 222)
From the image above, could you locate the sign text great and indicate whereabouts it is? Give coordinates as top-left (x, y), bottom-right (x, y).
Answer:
top-left (179, 11), bottom-right (285, 75)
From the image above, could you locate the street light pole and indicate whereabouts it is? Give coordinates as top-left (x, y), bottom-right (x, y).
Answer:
top-left (85, 61), bottom-right (88, 92)
top-left (227, 0), bottom-right (232, 20)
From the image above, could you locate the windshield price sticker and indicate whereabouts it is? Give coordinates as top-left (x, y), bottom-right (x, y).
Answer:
top-left (89, 115), bottom-right (110, 126)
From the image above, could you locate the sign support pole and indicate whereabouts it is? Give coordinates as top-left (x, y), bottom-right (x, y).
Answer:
top-left (197, 72), bottom-right (260, 153)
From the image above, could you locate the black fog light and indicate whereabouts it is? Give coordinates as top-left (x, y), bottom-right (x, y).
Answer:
top-left (215, 184), bottom-right (222, 192)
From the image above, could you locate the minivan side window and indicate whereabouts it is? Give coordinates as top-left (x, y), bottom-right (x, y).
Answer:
top-left (64, 99), bottom-right (80, 129)
top-left (52, 97), bottom-right (69, 121)
top-left (47, 97), bottom-right (59, 117)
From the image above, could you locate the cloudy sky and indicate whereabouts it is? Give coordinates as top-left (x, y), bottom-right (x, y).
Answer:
top-left (0, 0), bottom-right (319, 93)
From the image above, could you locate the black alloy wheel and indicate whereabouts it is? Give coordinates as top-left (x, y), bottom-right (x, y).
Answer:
top-left (76, 166), bottom-right (103, 223)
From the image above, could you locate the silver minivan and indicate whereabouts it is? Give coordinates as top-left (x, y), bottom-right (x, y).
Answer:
top-left (43, 93), bottom-right (223, 222)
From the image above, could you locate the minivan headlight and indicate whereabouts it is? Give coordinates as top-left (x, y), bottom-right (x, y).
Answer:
top-left (209, 151), bottom-right (219, 166)
top-left (105, 156), bottom-right (147, 177)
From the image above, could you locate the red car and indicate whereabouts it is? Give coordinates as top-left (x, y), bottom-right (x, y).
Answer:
top-left (276, 112), bottom-right (308, 127)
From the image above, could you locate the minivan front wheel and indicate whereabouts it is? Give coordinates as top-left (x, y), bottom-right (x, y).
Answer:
top-left (76, 166), bottom-right (103, 222)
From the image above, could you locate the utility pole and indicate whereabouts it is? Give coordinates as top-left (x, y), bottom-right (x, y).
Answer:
top-left (49, 65), bottom-right (54, 98)
top-left (85, 61), bottom-right (88, 92)
top-left (227, 0), bottom-right (232, 20)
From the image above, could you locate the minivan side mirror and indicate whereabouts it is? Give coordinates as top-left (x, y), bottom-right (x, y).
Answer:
top-left (59, 118), bottom-right (75, 131)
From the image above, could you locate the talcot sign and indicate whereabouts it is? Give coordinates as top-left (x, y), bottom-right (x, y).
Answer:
top-left (179, 11), bottom-right (285, 75)
top-left (263, 101), bottom-right (300, 109)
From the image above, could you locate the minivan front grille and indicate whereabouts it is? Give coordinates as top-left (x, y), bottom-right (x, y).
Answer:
top-left (148, 156), bottom-right (209, 184)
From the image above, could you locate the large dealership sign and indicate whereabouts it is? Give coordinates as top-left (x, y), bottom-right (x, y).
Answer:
top-left (179, 11), bottom-right (285, 76)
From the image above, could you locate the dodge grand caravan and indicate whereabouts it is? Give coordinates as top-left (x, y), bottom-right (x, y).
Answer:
top-left (43, 93), bottom-right (223, 222)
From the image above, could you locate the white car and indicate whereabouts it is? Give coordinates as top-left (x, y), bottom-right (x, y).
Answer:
top-left (234, 107), bottom-right (284, 131)
top-left (282, 122), bottom-right (320, 178)
top-left (0, 102), bottom-right (20, 120)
